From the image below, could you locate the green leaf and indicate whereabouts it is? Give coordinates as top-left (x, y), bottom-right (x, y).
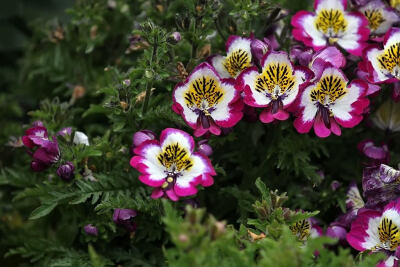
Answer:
top-left (29, 202), bottom-right (58, 220)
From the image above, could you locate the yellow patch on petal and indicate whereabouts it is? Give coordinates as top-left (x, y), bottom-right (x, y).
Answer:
top-left (157, 143), bottom-right (193, 172)
top-left (184, 76), bottom-right (225, 115)
top-left (390, 0), bottom-right (400, 9)
top-left (310, 75), bottom-right (347, 104)
top-left (377, 42), bottom-right (400, 79)
top-left (315, 9), bottom-right (348, 36)
top-left (290, 220), bottom-right (311, 241)
top-left (255, 62), bottom-right (296, 100)
top-left (223, 49), bottom-right (251, 77)
top-left (378, 217), bottom-right (400, 251)
top-left (364, 9), bottom-right (385, 31)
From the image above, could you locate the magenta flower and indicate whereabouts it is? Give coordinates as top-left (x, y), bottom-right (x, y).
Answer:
top-left (347, 199), bottom-right (400, 263)
top-left (130, 128), bottom-right (216, 201)
top-left (291, 0), bottom-right (370, 56)
top-left (362, 28), bottom-right (400, 84)
top-left (57, 127), bottom-right (72, 137)
top-left (294, 64), bottom-right (369, 138)
top-left (359, 0), bottom-right (399, 36)
top-left (84, 224), bottom-right (98, 236)
top-left (358, 139), bottom-right (390, 166)
top-left (113, 208), bottom-right (137, 232)
top-left (237, 51), bottom-right (312, 123)
top-left (172, 63), bottom-right (243, 137)
top-left (207, 35), bottom-right (253, 79)
top-left (22, 125), bottom-right (60, 171)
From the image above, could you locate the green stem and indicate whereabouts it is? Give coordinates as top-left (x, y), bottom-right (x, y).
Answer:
top-left (142, 38), bottom-right (158, 114)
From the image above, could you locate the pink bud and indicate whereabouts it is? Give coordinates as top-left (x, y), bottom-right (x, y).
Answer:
top-left (197, 140), bottom-right (213, 156)
top-left (133, 130), bottom-right (156, 147)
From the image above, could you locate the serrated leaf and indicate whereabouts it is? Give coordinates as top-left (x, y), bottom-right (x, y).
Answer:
top-left (29, 202), bottom-right (58, 220)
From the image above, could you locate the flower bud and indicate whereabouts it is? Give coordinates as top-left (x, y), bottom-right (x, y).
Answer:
top-left (168, 32), bottom-right (181, 44)
top-left (73, 131), bottom-right (89, 146)
top-left (251, 39), bottom-right (269, 64)
top-left (84, 224), bottom-right (98, 236)
top-left (56, 162), bottom-right (75, 181)
top-left (330, 180), bottom-right (341, 191)
top-left (197, 140), bottom-right (213, 156)
top-left (123, 79), bottom-right (131, 86)
top-left (32, 121), bottom-right (44, 127)
top-left (132, 130), bottom-right (156, 147)
top-left (57, 127), bottom-right (72, 137)
top-left (326, 224), bottom-right (347, 244)
top-left (113, 208), bottom-right (137, 232)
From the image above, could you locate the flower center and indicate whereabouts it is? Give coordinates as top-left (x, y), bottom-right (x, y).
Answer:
top-left (157, 143), bottom-right (193, 173)
top-left (290, 219), bottom-right (311, 241)
top-left (255, 62), bottom-right (296, 101)
top-left (223, 49), bottom-right (251, 77)
top-left (364, 9), bottom-right (385, 31)
top-left (310, 75), bottom-right (347, 107)
top-left (185, 76), bottom-right (224, 115)
top-left (377, 43), bottom-right (400, 79)
top-left (378, 217), bottom-right (400, 251)
top-left (315, 9), bottom-right (347, 38)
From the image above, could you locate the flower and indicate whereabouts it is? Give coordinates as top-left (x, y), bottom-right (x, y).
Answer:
top-left (237, 51), bottom-right (312, 123)
top-left (84, 224), bottom-right (98, 236)
top-left (294, 64), bottom-right (369, 137)
top-left (73, 131), bottom-right (89, 146)
top-left (358, 139), bottom-right (390, 166)
top-left (56, 162), bottom-right (75, 181)
top-left (130, 128), bottom-right (216, 201)
top-left (57, 127), bottom-right (72, 137)
top-left (291, 0), bottom-right (370, 56)
top-left (363, 164), bottom-right (400, 210)
top-left (197, 140), bottom-right (213, 157)
top-left (330, 180), bottom-right (341, 191)
top-left (172, 63), bottom-right (243, 137)
top-left (347, 199), bottom-right (400, 262)
top-left (168, 31), bottom-right (181, 44)
top-left (22, 125), bottom-right (60, 171)
top-left (113, 208), bottom-right (137, 232)
top-left (289, 217), bottom-right (323, 241)
top-left (362, 28), bottom-right (400, 84)
top-left (207, 35), bottom-right (253, 78)
top-left (359, 0), bottom-right (399, 36)
top-left (132, 130), bottom-right (156, 147)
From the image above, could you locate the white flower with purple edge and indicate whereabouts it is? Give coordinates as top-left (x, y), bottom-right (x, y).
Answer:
top-left (130, 128), bottom-right (216, 201)
top-left (359, 0), bottom-right (399, 36)
top-left (291, 0), bottom-right (370, 56)
top-left (236, 51), bottom-right (312, 123)
top-left (172, 62), bottom-right (243, 137)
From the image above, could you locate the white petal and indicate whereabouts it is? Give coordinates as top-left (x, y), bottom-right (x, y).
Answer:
top-left (366, 47), bottom-right (389, 82)
top-left (362, 216), bottom-right (381, 250)
top-left (73, 131), bottom-right (89, 146)
top-left (176, 154), bottom-right (206, 188)
top-left (242, 70), bottom-right (271, 106)
top-left (211, 81), bottom-right (236, 121)
top-left (142, 145), bottom-right (165, 180)
top-left (211, 55), bottom-right (231, 79)
top-left (303, 15), bottom-right (327, 47)
top-left (331, 83), bottom-right (361, 120)
top-left (301, 84), bottom-right (319, 122)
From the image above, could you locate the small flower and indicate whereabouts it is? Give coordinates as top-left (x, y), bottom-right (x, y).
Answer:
top-left (291, 0), bottom-right (370, 56)
top-left (358, 139), bottom-right (390, 166)
top-left (347, 199), bottom-right (400, 258)
top-left (132, 130), bottom-right (156, 147)
top-left (113, 208), bottom-right (137, 232)
top-left (22, 125), bottom-right (60, 171)
top-left (197, 140), bottom-right (213, 157)
top-left (32, 121), bottom-right (44, 127)
top-left (359, 0), bottom-right (399, 36)
top-left (363, 164), bottom-right (400, 210)
top-left (168, 32), bottom-right (181, 44)
top-left (73, 131), bottom-right (89, 146)
top-left (130, 128), bottom-right (216, 201)
top-left (57, 127), bottom-right (72, 137)
top-left (172, 63), bottom-right (243, 136)
top-left (237, 51), bottom-right (312, 123)
top-left (330, 180), bottom-right (341, 191)
top-left (84, 224), bottom-right (98, 236)
top-left (122, 79), bottom-right (131, 86)
top-left (294, 65), bottom-right (369, 137)
top-left (207, 35), bottom-right (253, 78)
top-left (56, 162), bottom-right (75, 181)
top-left (362, 28), bottom-right (400, 83)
